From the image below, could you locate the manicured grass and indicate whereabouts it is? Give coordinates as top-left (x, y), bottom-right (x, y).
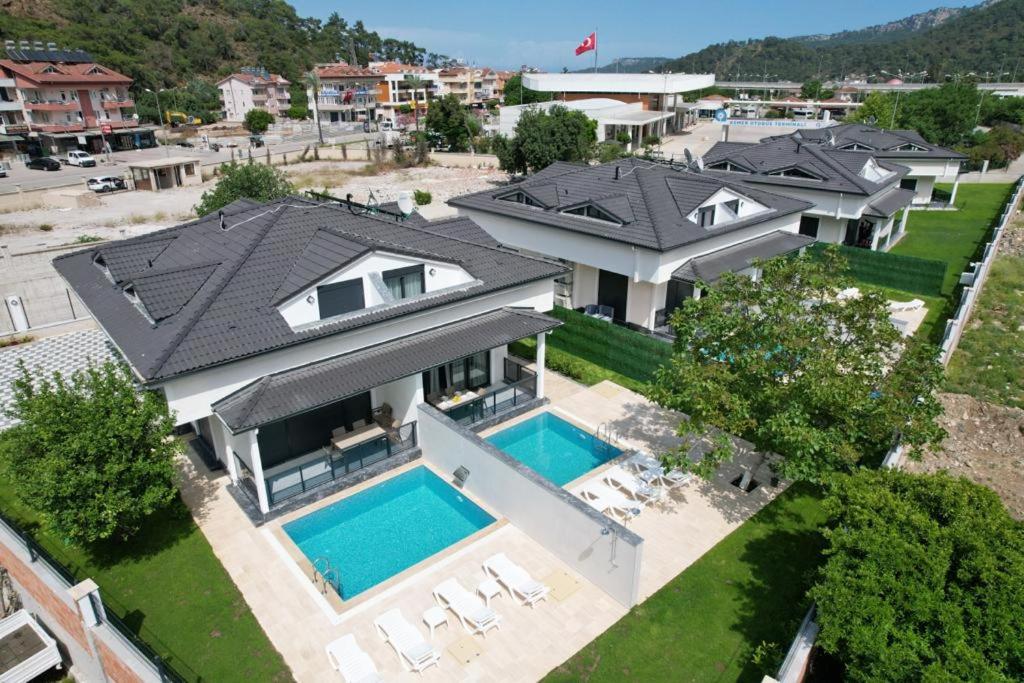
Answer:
top-left (945, 254), bottom-right (1024, 409)
top-left (0, 481), bottom-right (293, 682)
top-left (865, 285), bottom-right (948, 345)
top-left (891, 183), bottom-right (1013, 297)
top-left (544, 484), bottom-right (827, 683)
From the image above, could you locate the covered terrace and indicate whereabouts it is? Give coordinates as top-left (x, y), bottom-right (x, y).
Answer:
top-left (211, 308), bottom-right (559, 515)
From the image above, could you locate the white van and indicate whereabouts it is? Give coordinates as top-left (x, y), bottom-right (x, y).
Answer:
top-left (65, 150), bottom-right (97, 167)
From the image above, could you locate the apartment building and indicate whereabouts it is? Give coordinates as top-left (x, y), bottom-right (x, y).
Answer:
top-left (437, 67), bottom-right (498, 106)
top-left (370, 62), bottom-right (438, 123)
top-left (308, 63), bottom-right (381, 124)
top-left (218, 68), bottom-right (291, 122)
top-left (0, 40), bottom-right (154, 154)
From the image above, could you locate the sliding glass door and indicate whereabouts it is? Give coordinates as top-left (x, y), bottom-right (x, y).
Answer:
top-left (421, 351), bottom-right (492, 397)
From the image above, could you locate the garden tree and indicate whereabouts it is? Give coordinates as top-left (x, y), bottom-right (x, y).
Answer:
top-left (194, 162), bottom-right (295, 215)
top-left (810, 469), bottom-right (1024, 682)
top-left (0, 362), bottom-right (180, 545)
top-left (243, 108), bottom-right (274, 134)
top-left (848, 91), bottom-right (900, 127)
top-left (850, 83), bottom-right (979, 147)
top-left (492, 105), bottom-right (597, 175)
top-left (424, 94), bottom-right (479, 152)
top-left (799, 79), bottom-right (831, 100)
top-left (287, 83), bottom-right (309, 119)
top-left (500, 74), bottom-right (550, 106)
top-left (648, 249), bottom-right (946, 485)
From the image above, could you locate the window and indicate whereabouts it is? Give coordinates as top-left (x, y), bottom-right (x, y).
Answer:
top-left (706, 160), bottom-right (744, 172)
top-left (839, 143), bottom-right (873, 151)
top-left (767, 167), bottom-right (821, 180)
top-left (799, 215), bottom-right (820, 238)
top-left (723, 199), bottom-right (740, 215)
top-left (899, 177), bottom-right (918, 192)
top-left (183, 163), bottom-right (195, 176)
top-left (317, 278), bottom-right (364, 318)
top-left (562, 204), bottom-right (619, 223)
top-left (382, 265), bottom-right (424, 300)
top-left (698, 205), bottom-right (716, 227)
top-left (498, 191), bottom-right (543, 208)
top-left (893, 143), bottom-right (927, 152)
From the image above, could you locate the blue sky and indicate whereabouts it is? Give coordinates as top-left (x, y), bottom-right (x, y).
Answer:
top-left (289, 1), bottom-right (978, 71)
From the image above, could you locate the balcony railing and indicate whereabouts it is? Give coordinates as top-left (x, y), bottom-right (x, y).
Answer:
top-left (101, 98), bottom-right (134, 110)
top-left (24, 100), bottom-right (79, 112)
top-left (266, 421), bottom-right (418, 507)
top-left (442, 363), bottom-right (537, 428)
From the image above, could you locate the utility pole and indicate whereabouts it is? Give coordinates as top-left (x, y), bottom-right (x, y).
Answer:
top-left (593, 28), bottom-right (598, 74)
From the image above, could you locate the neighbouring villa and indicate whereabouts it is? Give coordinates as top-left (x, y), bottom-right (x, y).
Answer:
top-left (53, 193), bottom-right (785, 681)
top-left (449, 158), bottom-right (815, 331)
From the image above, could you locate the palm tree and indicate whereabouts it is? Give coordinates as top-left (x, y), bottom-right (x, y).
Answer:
top-left (402, 75), bottom-right (426, 132)
top-left (305, 70), bottom-right (324, 144)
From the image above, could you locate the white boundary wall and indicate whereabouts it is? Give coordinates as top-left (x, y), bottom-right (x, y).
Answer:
top-left (417, 404), bottom-right (643, 607)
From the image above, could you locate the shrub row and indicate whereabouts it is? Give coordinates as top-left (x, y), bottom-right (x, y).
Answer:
top-left (808, 243), bottom-right (947, 296)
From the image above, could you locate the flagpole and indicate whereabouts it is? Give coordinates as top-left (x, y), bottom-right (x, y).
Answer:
top-left (593, 28), bottom-right (598, 73)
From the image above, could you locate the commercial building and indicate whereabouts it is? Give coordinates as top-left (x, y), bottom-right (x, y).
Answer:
top-left (0, 40), bottom-right (154, 154)
top-left (127, 157), bottom-right (202, 192)
top-left (499, 98), bottom-right (681, 149)
top-left (218, 68), bottom-right (291, 122)
top-left (308, 63), bottom-right (380, 124)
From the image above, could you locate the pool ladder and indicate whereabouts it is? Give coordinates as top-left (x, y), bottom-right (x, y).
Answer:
top-left (595, 422), bottom-right (619, 454)
top-left (312, 557), bottom-right (342, 596)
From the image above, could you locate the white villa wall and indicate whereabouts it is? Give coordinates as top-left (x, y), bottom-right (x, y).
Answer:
top-left (626, 280), bottom-right (658, 329)
top-left (157, 278), bottom-right (555, 426)
top-left (372, 374), bottom-right (423, 426)
top-left (417, 405), bottom-right (643, 607)
top-left (814, 215), bottom-right (847, 244)
top-left (278, 251), bottom-right (472, 327)
top-left (909, 175), bottom-right (936, 204)
top-left (572, 264), bottom-right (599, 306)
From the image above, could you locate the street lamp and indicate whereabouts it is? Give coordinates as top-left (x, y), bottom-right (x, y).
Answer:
top-left (144, 87), bottom-right (170, 156)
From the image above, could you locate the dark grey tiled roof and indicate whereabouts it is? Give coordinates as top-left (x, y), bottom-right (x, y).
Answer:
top-left (55, 198), bottom-right (566, 382)
top-left (702, 137), bottom-right (909, 195)
top-left (864, 187), bottom-right (916, 218)
top-left (762, 124), bottom-right (967, 160)
top-left (672, 231), bottom-right (815, 284)
top-left (448, 158), bottom-right (813, 251)
top-left (213, 308), bottom-right (560, 432)
top-left (131, 263), bottom-right (218, 322)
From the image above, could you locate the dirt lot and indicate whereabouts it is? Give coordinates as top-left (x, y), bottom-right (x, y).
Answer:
top-left (0, 163), bottom-right (508, 251)
top-left (906, 392), bottom-right (1024, 519)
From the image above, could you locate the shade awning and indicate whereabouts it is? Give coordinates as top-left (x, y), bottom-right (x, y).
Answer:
top-left (212, 308), bottom-right (560, 432)
top-left (672, 230), bottom-right (815, 284)
top-left (864, 187), bottom-right (915, 218)
top-left (0, 134), bottom-right (23, 143)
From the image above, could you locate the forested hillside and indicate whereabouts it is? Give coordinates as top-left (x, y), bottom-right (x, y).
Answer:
top-left (662, 0), bottom-right (1021, 80)
top-left (0, 0), bottom-right (445, 87)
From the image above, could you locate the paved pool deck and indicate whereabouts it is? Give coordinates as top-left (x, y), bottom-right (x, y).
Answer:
top-left (178, 376), bottom-right (780, 682)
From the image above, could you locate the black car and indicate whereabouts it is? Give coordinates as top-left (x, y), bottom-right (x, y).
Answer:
top-left (176, 141), bottom-right (195, 148)
top-left (26, 157), bottom-right (61, 171)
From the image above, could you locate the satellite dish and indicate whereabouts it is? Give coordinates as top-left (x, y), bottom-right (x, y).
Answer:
top-left (827, 130), bottom-right (837, 147)
top-left (397, 190), bottom-right (415, 216)
top-left (695, 156), bottom-right (705, 172)
top-left (684, 148), bottom-right (693, 165)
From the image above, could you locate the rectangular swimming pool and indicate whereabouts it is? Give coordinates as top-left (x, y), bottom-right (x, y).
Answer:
top-left (283, 466), bottom-right (494, 600)
top-left (486, 412), bottom-right (622, 486)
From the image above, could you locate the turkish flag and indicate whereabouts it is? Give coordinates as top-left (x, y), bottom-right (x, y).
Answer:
top-left (575, 32), bottom-right (596, 56)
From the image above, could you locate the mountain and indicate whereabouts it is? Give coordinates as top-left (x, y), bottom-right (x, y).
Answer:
top-left (661, 0), bottom-right (1020, 81)
top-left (575, 56), bottom-right (670, 74)
top-left (793, 5), bottom-right (968, 46)
top-left (0, 0), bottom-right (444, 87)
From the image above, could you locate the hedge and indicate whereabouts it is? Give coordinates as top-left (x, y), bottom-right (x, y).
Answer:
top-left (808, 243), bottom-right (947, 296)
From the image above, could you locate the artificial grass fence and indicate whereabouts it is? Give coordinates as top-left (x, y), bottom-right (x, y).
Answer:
top-left (807, 242), bottom-right (947, 297)
top-left (509, 306), bottom-right (672, 392)
top-left (0, 481), bottom-right (293, 682)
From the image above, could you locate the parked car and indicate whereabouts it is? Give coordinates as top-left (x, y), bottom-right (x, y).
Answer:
top-left (86, 175), bottom-right (126, 193)
top-left (26, 157), bottom-right (61, 171)
top-left (208, 142), bottom-right (222, 152)
top-left (176, 140), bottom-right (195, 148)
top-left (0, 166), bottom-right (7, 178)
top-left (64, 150), bottom-right (97, 167)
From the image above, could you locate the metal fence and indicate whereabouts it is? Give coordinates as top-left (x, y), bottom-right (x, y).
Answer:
top-left (1, 242), bottom-right (101, 336)
top-left (443, 373), bottom-right (537, 428)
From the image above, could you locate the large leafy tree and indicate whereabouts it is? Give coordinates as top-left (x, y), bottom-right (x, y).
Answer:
top-left (648, 249), bottom-right (946, 484)
top-left (849, 83), bottom-right (980, 147)
top-left (194, 162), bottom-right (295, 215)
top-left (811, 469), bottom-right (1024, 682)
top-left (493, 105), bottom-right (597, 175)
top-left (424, 94), bottom-right (479, 152)
top-left (243, 108), bottom-right (274, 133)
top-left (0, 362), bottom-right (180, 545)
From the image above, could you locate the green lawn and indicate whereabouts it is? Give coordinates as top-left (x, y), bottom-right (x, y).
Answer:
top-left (544, 484), bottom-right (827, 683)
top-left (865, 285), bottom-right (948, 345)
top-left (0, 481), bottom-right (293, 682)
top-left (891, 183), bottom-right (1013, 297)
top-left (945, 253), bottom-right (1024, 409)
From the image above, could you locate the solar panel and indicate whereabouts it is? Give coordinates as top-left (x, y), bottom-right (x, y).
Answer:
top-left (5, 46), bottom-right (94, 63)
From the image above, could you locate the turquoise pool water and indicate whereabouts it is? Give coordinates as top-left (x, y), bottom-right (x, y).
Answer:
top-left (486, 412), bottom-right (622, 486)
top-left (283, 467), bottom-right (494, 600)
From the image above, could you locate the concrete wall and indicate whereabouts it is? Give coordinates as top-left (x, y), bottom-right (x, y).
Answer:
top-left (373, 373), bottom-right (423, 426)
top-left (417, 404), bottom-right (643, 607)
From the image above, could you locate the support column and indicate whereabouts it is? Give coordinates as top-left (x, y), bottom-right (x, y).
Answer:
top-left (69, 579), bottom-right (104, 627)
top-left (535, 332), bottom-right (547, 400)
top-left (949, 176), bottom-right (960, 206)
top-left (249, 431), bottom-right (270, 514)
top-left (898, 208), bottom-right (910, 235)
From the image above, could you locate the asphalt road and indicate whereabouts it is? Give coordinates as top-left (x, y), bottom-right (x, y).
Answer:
top-left (0, 128), bottom-right (375, 194)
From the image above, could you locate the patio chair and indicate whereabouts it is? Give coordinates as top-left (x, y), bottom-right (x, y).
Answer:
top-left (603, 464), bottom-right (663, 502)
top-left (625, 452), bottom-right (694, 489)
top-left (482, 553), bottom-right (551, 607)
top-left (432, 578), bottom-right (502, 637)
top-left (373, 608), bottom-right (441, 673)
top-left (573, 481), bottom-right (640, 522)
top-left (325, 634), bottom-right (383, 683)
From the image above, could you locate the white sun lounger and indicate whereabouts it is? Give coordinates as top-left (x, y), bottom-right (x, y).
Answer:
top-left (373, 608), bottom-right (441, 673)
top-left (482, 553), bottom-right (551, 607)
top-left (432, 578), bottom-right (502, 636)
top-left (625, 452), bottom-right (694, 489)
top-left (325, 634), bottom-right (383, 683)
top-left (574, 482), bottom-right (640, 522)
top-left (603, 464), bottom-right (662, 502)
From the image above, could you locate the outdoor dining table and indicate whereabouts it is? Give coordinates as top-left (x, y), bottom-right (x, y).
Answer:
top-left (331, 423), bottom-right (385, 451)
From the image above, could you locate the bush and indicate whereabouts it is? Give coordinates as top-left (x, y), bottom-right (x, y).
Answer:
top-left (641, 134), bottom-right (661, 147)
top-left (243, 109), bottom-right (273, 134)
top-left (615, 131), bottom-right (632, 145)
top-left (597, 141), bottom-right (629, 163)
top-left (194, 162), bottom-right (295, 215)
top-left (0, 361), bottom-right (180, 545)
top-left (413, 189), bottom-right (432, 205)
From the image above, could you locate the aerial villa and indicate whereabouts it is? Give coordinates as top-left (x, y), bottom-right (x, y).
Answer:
top-left (56, 195), bottom-right (782, 681)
